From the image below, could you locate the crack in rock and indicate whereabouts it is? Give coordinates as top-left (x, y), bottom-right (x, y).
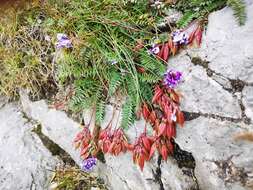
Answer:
top-left (188, 54), bottom-right (252, 93)
top-left (207, 156), bottom-right (252, 188)
top-left (31, 124), bottom-right (75, 165)
top-left (238, 100), bottom-right (252, 124)
top-left (155, 156), bottom-right (165, 190)
top-left (183, 110), bottom-right (250, 124)
top-left (172, 140), bottom-right (200, 190)
top-left (22, 107), bottom-right (75, 166)
top-left (21, 109), bottom-right (75, 165)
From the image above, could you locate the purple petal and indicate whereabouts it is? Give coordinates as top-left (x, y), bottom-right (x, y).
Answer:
top-left (81, 157), bottom-right (97, 172)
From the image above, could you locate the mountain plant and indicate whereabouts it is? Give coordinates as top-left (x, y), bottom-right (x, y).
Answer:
top-left (0, 0), bottom-right (247, 170)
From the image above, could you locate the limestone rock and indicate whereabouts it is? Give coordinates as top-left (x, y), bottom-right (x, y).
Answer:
top-left (20, 90), bottom-right (82, 165)
top-left (176, 117), bottom-right (253, 190)
top-left (168, 52), bottom-right (242, 118)
top-left (242, 86), bottom-right (253, 121)
top-left (0, 102), bottom-right (60, 190)
top-left (192, 1), bottom-right (253, 83)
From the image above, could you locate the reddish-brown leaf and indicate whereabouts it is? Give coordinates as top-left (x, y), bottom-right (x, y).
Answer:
top-left (149, 111), bottom-right (157, 124)
top-left (161, 144), bottom-right (168, 160)
top-left (74, 132), bottom-right (83, 142)
top-left (188, 31), bottom-right (195, 45)
top-left (167, 123), bottom-right (176, 138)
top-left (80, 146), bottom-right (89, 156)
top-left (168, 39), bottom-right (177, 55)
top-left (149, 143), bottom-right (157, 160)
top-left (126, 143), bottom-right (134, 151)
top-left (108, 141), bottom-right (116, 153)
top-left (158, 122), bottom-right (167, 136)
top-left (138, 155), bottom-right (145, 171)
top-left (152, 85), bottom-right (163, 103)
top-left (81, 152), bottom-right (90, 159)
top-left (133, 152), bottom-right (137, 164)
top-left (166, 140), bottom-right (174, 154)
top-left (170, 90), bottom-right (180, 103)
top-left (136, 66), bottom-right (146, 73)
top-left (157, 44), bottom-right (164, 59)
top-left (195, 26), bottom-right (203, 47)
top-left (142, 137), bottom-right (151, 152)
top-left (164, 105), bottom-right (172, 121)
top-left (176, 110), bottom-right (185, 127)
top-left (162, 43), bottom-right (170, 62)
top-left (142, 103), bottom-right (150, 120)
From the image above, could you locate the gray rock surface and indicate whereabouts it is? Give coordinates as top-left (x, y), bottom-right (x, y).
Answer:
top-left (176, 117), bottom-right (253, 190)
top-left (0, 101), bottom-right (60, 190)
top-left (189, 0), bottom-right (253, 83)
top-left (242, 86), bottom-right (253, 121)
top-left (20, 91), bottom-right (82, 165)
top-left (168, 52), bottom-right (242, 119)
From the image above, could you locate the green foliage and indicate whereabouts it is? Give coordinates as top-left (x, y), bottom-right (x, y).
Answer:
top-left (96, 100), bottom-right (106, 125)
top-left (121, 98), bottom-right (134, 129)
top-left (227, 0), bottom-right (246, 25)
top-left (108, 70), bottom-right (123, 97)
top-left (175, 0), bottom-right (246, 27)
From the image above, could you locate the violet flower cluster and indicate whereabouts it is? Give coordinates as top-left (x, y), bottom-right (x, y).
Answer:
top-left (171, 30), bottom-right (189, 45)
top-left (81, 157), bottom-right (97, 172)
top-left (56, 33), bottom-right (72, 49)
top-left (163, 69), bottom-right (182, 88)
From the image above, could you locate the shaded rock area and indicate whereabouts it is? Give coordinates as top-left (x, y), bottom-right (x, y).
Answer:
top-left (1, 1), bottom-right (253, 190)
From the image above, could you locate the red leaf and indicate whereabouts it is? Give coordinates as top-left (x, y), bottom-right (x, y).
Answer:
top-left (142, 148), bottom-right (150, 161)
top-left (149, 111), bottom-right (157, 124)
top-left (168, 39), bottom-right (177, 56)
top-left (157, 44), bottom-right (164, 59)
top-left (166, 140), bottom-right (174, 154)
top-left (164, 105), bottom-right (172, 121)
top-left (81, 152), bottom-right (90, 159)
top-left (108, 141), bottom-right (116, 153)
top-left (127, 143), bottom-right (134, 151)
top-left (152, 85), bottom-right (163, 104)
top-left (194, 26), bottom-right (202, 46)
top-left (133, 152), bottom-right (137, 164)
top-left (136, 66), bottom-right (146, 73)
top-left (188, 32), bottom-right (195, 45)
top-left (114, 144), bottom-right (122, 156)
top-left (167, 123), bottom-right (176, 138)
top-left (161, 144), bottom-right (168, 160)
top-left (142, 137), bottom-right (151, 152)
top-left (176, 110), bottom-right (185, 127)
top-left (162, 43), bottom-right (170, 62)
top-left (170, 90), bottom-right (180, 103)
top-left (158, 122), bottom-right (167, 136)
top-left (74, 132), bottom-right (83, 142)
top-left (149, 143), bottom-right (157, 160)
top-left (138, 155), bottom-right (145, 171)
top-left (142, 103), bottom-right (150, 120)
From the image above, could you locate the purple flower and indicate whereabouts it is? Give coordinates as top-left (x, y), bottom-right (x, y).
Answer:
top-left (81, 157), bottom-right (97, 172)
top-left (148, 46), bottom-right (160, 55)
top-left (171, 30), bottom-right (189, 45)
top-left (164, 69), bottom-right (182, 88)
top-left (56, 33), bottom-right (72, 49)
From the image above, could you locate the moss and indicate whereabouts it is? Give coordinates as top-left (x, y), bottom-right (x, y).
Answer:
top-left (51, 166), bottom-right (108, 190)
